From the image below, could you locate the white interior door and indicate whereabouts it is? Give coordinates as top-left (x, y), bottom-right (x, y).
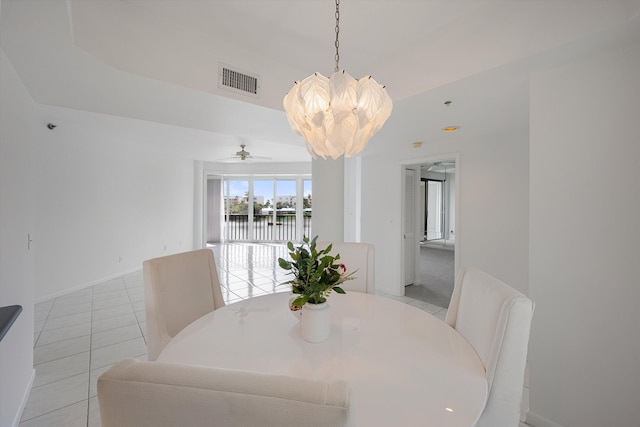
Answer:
top-left (403, 168), bottom-right (416, 286)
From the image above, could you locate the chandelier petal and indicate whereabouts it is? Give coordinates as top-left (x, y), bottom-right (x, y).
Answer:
top-left (282, 82), bottom-right (304, 136)
top-left (299, 73), bottom-right (330, 129)
top-left (329, 70), bottom-right (358, 113)
top-left (356, 75), bottom-right (393, 130)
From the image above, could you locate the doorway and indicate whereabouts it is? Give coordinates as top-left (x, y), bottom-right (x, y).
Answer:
top-left (421, 161), bottom-right (455, 248)
top-left (403, 159), bottom-right (456, 308)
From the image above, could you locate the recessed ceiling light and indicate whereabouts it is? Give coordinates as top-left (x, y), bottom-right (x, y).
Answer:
top-left (445, 407), bottom-right (455, 413)
top-left (443, 126), bottom-right (459, 133)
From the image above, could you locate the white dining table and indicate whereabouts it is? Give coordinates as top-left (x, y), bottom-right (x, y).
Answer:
top-left (158, 291), bottom-right (488, 427)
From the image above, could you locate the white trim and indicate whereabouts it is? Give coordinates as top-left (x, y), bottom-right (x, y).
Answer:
top-left (194, 160), bottom-right (206, 249)
top-left (12, 368), bottom-right (35, 427)
top-left (400, 165), bottom-right (419, 290)
top-left (526, 411), bottom-right (565, 427)
top-left (35, 267), bottom-right (142, 303)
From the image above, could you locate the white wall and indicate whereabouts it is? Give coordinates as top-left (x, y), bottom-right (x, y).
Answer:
top-left (457, 132), bottom-right (530, 291)
top-left (360, 131), bottom-right (529, 296)
top-left (32, 105), bottom-right (227, 301)
top-left (0, 48), bottom-right (36, 427)
top-left (311, 157), bottom-right (345, 242)
top-left (528, 37), bottom-right (640, 427)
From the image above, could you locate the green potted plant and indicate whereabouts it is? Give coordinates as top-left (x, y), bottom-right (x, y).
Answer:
top-left (278, 235), bottom-right (355, 307)
top-left (278, 235), bottom-right (356, 342)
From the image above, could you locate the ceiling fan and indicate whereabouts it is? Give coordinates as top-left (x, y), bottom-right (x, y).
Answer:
top-left (218, 144), bottom-right (272, 162)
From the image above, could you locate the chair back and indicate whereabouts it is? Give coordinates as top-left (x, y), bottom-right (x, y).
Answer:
top-left (317, 242), bottom-right (375, 294)
top-left (143, 249), bottom-right (225, 361)
top-left (98, 358), bottom-right (351, 427)
top-left (445, 267), bottom-right (534, 427)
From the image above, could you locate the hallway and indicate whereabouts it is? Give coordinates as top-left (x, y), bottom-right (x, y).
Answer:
top-left (405, 245), bottom-right (455, 309)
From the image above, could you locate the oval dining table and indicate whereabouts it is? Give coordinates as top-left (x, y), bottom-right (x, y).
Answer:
top-left (158, 291), bottom-right (488, 427)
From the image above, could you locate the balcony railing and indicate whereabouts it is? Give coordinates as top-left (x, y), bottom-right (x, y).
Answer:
top-left (224, 213), bottom-right (312, 242)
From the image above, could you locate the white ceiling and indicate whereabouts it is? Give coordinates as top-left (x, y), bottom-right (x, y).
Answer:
top-left (2, 0), bottom-right (639, 161)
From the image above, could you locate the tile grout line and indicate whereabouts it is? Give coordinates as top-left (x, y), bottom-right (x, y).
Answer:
top-left (86, 283), bottom-right (95, 427)
top-left (22, 400), bottom-right (85, 424)
top-left (125, 276), bottom-right (147, 348)
top-left (33, 337), bottom-right (89, 367)
top-left (23, 295), bottom-right (94, 423)
top-left (20, 372), bottom-right (90, 423)
top-left (33, 300), bottom-right (54, 348)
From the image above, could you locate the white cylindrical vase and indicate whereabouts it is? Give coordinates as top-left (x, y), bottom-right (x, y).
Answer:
top-left (300, 302), bottom-right (330, 343)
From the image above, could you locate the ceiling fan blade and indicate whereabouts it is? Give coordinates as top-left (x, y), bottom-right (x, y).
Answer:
top-left (214, 156), bottom-right (243, 163)
top-left (214, 145), bottom-right (273, 162)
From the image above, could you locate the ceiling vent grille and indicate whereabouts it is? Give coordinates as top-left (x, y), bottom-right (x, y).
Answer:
top-left (218, 64), bottom-right (260, 97)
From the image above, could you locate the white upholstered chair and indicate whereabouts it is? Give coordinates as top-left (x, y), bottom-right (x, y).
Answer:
top-left (316, 242), bottom-right (375, 294)
top-left (98, 358), bottom-right (351, 427)
top-left (143, 249), bottom-right (225, 361)
top-left (445, 267), bottom-right (534, 427)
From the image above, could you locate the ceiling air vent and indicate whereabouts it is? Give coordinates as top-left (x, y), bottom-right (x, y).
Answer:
top-left (218, 64), bottom-right (260, 97)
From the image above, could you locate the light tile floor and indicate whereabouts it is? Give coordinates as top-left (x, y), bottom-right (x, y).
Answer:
top-left (21, 243), bottom-right (529, 426)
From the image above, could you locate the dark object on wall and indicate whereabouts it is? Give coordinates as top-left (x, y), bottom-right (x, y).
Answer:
top-left (0, 305), bottom-right (23, 342)
top-left (47, 123), bottom-right (56, 129)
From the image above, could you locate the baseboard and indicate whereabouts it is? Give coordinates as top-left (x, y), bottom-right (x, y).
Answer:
top-left (12, 368), bottom-right (35, 427)
top-left (526, 410), bottom-right (564, 427)
top-left (35, 266), bottom-right (142, 303)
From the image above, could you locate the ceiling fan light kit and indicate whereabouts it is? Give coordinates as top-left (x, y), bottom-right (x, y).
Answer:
top-left (283, 0), bottom-right (393, 160)
top-left (235, 144), bottom-right (251, 161)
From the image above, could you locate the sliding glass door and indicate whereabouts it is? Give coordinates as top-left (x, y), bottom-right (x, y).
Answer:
top-left (213, 175), bottom-right (311, 243)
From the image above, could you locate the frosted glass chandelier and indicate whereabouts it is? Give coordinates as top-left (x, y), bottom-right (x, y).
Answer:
top-left (283, 0), bottom-right (393, 159)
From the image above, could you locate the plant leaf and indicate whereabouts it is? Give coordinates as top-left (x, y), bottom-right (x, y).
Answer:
top-left (291, 295), bottom-right (308, 307)
top-left (278, 258), bottom-right (292, 269)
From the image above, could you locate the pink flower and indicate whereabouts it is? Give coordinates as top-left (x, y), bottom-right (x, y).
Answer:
top-left (338, 263), bottom-right (347, 277)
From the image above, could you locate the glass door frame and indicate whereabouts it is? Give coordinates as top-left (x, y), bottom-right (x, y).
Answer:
top-left (423, 178), bottom-right (445, 242)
